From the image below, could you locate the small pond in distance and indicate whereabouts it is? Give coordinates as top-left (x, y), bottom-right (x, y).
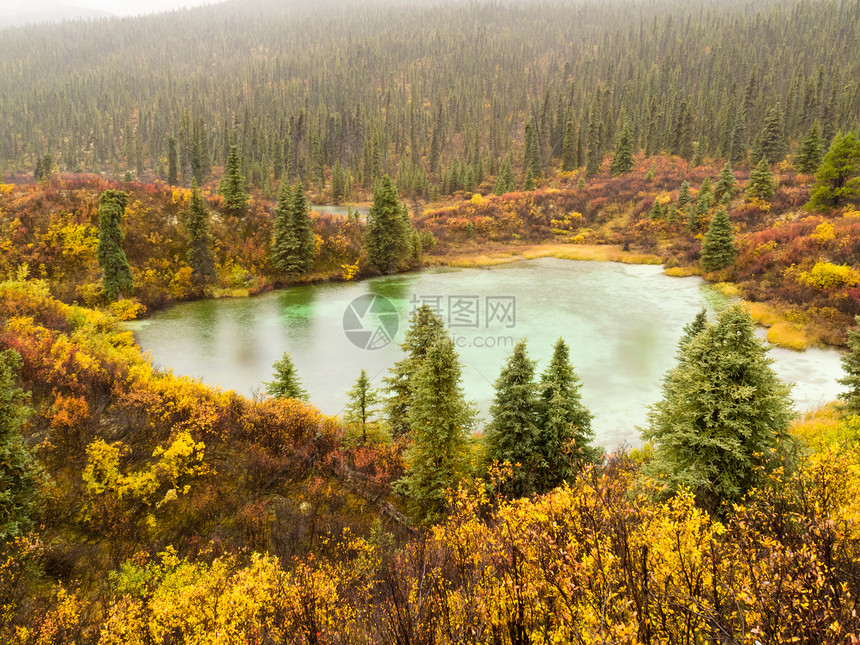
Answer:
top-left (127, 258), bottom-right (845, 449)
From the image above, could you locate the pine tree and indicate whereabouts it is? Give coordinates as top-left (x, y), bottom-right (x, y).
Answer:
top-left (523, 119), bottom-right (541, 179)
top-left (523, 167), bottom-right (536, 191)
top-left (331, 160), bottom-right (350, 204)
top-left (838, 316), bottom-right (860, 413)
top-left (185, 182), bottom-right (215, 290)
top-left (0, 350), bottom-right (44, 540)
top-left (344, 369), bottom-right (381, 444)
top-left (678, 308), bottom-right (708, 351)
top-left (700, 209), bottom-right (737, 272)
top-left (746, 158), bottom-right (776, 201)
top-left (728, 105), bottom-right (747, 166)
top-left (385, 304), bottom-right (446, 437)
top-left (365, 175), bottom-right (411, 274)
top-left (97, 189), bottom-right (133, 301)
top-left (535, 338), bottom-right (596, 492)
top-left (561, 119), bottom-right (577, 172)
top-left (218, 144), bottom-right (249, 216)
top-left (807, 132), bottom-right (860, 211)
top-left (677, 180), bottom-right (693, 209)
top-left (714, 162), bottom-right (739, 203)
top-left (585, 99), bottom-right (602, 177)
top-left (264, 353), bottom-right (308, 400)
top-left (643, 306), bottom-right (793, 514)
top-left (795, 121), bottom-right (823, 175)
top-left (609, 115), bottom-right (634, 175)
top-left (398, 336), bottom-right (474, 523)
top-left (290, 183), bottom-right (315, 273)
top-left (649, 199), bottom-right (664, 220)
top-left (270, 180), bottom-right (296, 274)
top-left (484, 340), bottom-right (540, 497)
top-left (493, 156), bottom-right (515, 195)
top-left (167, 137), bottom-right (178, 186)
top-left (673, 100), bottom-right (694, 161)
top-left (752, 104), bottom-right (787, 166)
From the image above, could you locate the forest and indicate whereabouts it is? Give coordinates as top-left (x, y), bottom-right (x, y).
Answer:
top-left (2, 0), bottom-right (860, 641)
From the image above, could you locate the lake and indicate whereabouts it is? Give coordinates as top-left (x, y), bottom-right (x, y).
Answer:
top-left (127, 258), bottom-right (845, 448)
top-left (310, 204), bottom-right (369, 217)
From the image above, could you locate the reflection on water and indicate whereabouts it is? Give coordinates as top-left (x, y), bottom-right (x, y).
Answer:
top-left (128, 258), bottom-right (846, 449)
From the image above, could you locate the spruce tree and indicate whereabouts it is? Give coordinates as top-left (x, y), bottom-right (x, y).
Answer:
top-left (331, 160), bottom-right (350, 204)
top-left (270, 180), bottom-right (296, 274)
top-left (561, 119), bottom-right (577, 172)
top-left (807, 132), bottom-right (860, 211)
top-left (752, 104), bottom-right (787, 166)
top-left (585, 100), bottom-right (602, 177)
top-left (167, 137), bottom-right (178, 186)
top-left (678, 308), bottom-right (708, 351)
top-left (0, 350), bottom-right (44, 540)
top-left (523, 167), bottom-right (536, 191)
top-left (97, 189), bottom-right (133, 301)
top-left (677, 180), bottom-right (693, 209)
top-left (290, 183), bottom-right (316, 273)
top-left (398, 336), bottom-right (474, 523)
top-left (384, 304), bottom-right (446, 437)
top-left (185, 182), bottom-right (216, 290)
top-left (714, 162), bottom-right (739, 204)
top-left (345, 369), bottom-right (381, 444)
top-left (795, 122), bottom-right (823, 175)
top-left (673, 100), bottom-right (694, 161)
top-left (365, 175), bottom-right (411, 274)
top-left (746, 158), bottom-right (776, 201)
top-left (643, 306), bottom-right (793, 514)
top-left (484, 340), bottom-right (540, 497)
top-left (493, 157), bottom-right (515, 195)
top-left (649, 199), bottom-right (664, 220)
top-left (728, 105), bottom-right (747, 166)
top-left (700, 209), bottom-right (737, 272)
top-left (264, 353), bottom-right (308, 400)
top-left (609, 115), bottom-right (634, 175)
top-left (218, 144), bottom-right (249, 216)
top-left (523, 119), bottom-right (541, 179)
top-left (535, 338), bottom-right (596, 492)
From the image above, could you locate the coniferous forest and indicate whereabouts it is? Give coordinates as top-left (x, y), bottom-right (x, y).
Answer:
top-left (2, 0), bottom-right (860, 641)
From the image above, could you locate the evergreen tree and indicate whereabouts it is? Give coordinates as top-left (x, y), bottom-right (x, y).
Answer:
top-left (700, 209), bottom-right (737, 272)
top-left (264, 353), bottom-right (308, 400)
top-left (649, 199), bottom-right (664, 220)
top-left (714, 162), bottom-right (739, 203)
top-left (807, 132), bottom-right (860, 211)
top-left (523, 119), bottom-right (541, 179)
top-left (493, 156), bottom-right (515, 195)
top-left (728, 105), bottom-right (747, 166)
top-left (795, 121), bottom-right (823, 175)
top-left (484, 340), bottom-right (540, 497)
top-left (270, 180), bottom-right (296, 274)
top-left (0, 350), bottom-right (44, 540)
top-left (398, 336), bottom-right (474, 523)
top-left (384, 304), bottom-right (446, 437)
top-left (678, 308), bottom-right (708, 351)
top-left (365, 175), bottom-right (411, 274)
top-left (839, 316), bottom-right (860, 413)
top-left (344, 369), bottom-right (381, 444)
top-left (523, 167), bottom-right (536, 191)
top-left (752, 104), bottom-right (787, 166)
top-left (677, 180), bottom-right (693, 209)
top-left (218, 145), bottom-right (249, 216)
top-left (609, 115), bottom-right (634, 175)
top-left (561, 119), bottom-right (577, 172)
top-left (673, 100), bottom-right (694, 161)
top-left (185, 182), bottom-right (216, 290)
top-left (535, 338), bottom-right (596, 492)
top-left (290, 183), bottom-right (315, 273)
top-left (585, 99), bottom-right (602, 177)
top-left (643, 306), bottom-right (793, 514)
top-left (331, 160), bottom-right (350, 204)
top-left (746, 158), bottom-right (776, 201)
top-left (96, 189), bottom-right (133, 301)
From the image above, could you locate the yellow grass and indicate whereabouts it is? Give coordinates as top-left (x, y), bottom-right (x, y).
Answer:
top-left (212, 287), bottom-right (250, 299)
top-left (766, 320), bottom-right (811, 351)
top-left (745, 301), bottom-right (781, 327)
top-left (711, 282), bottom-right (741, 298)
top-left (664, 266), bottom-right (699, 277)
top-left (442, 244), bottom-right (661, 268)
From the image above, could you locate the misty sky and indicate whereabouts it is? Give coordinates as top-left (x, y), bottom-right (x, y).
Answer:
top-left (0, 0), bottom-right (219, 17)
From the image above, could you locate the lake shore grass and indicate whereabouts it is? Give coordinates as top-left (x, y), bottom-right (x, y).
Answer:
top-left (429, 243), bottom-right (662, 268)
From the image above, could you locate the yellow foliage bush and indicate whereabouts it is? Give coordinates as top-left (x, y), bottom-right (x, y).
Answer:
top-left (799, 261), bottom-right (860, 290)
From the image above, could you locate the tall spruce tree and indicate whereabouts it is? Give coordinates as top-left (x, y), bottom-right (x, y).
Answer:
top-left (807, 132), bottom-right (860, 211)
top-left (795, 121), bottom-right (824, 175)
top-left (729, 105), bottom-right (747, 165)
top-left (535, 338), bottom-right (596, 492)
top-left (365, 175), bottom-right (411, 274)
top-left (643, 306), bottom-right (793, 514)
top-left (561, 119), bottom-right (577, 172)
top-left (677, 180), bottom-right (693, 209)
top-left (838, 316), bottom-right (860, 413)
top-left (493, 156), bottom-right (515, 195)
top-left (96, 189), bottom-right (133, 301)
top-left (270, 180), bottom-right (296, 274)
top-left (345, 369), bottom-right (381, 444)
top-left (167, 137), bottom-right (178, 186)
top-left (398, 336), bottom-right (474, 523)
top-left (609, 114), bottom-right (634, 175)
top-left (714, 162), bottom-right (739, 203)
top-left (700, 209), bottom-right (737, 272)
top-left (185, 182), bottom-right (216, 290)
top-left (746, 158), bottom-right (776, 201)
top-left (484, 340), bottom-right (540, 497)
top-left (218, 145), bottom-right (249, 216)
top-left (264, 353), bottom-right (308, 400)
top-left (385, 304), bottom-right (446, 437)
top-left (752, 104), bottom-right (787, 166)
top-left (290, 183), bottom-right (316, 273)
top-left (523, 119), bottom-right (541, 179)
top-left (0, 350), bottom-right (44, 540)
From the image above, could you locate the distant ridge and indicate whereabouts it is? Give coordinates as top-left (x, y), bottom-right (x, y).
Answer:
top-left (0, 1), bottom-right (112, 27)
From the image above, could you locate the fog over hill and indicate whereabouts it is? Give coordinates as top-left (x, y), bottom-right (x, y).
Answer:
top-left (0, 0), bottom-right (220, 26)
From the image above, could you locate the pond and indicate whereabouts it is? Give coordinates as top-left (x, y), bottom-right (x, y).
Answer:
top-left (127, 258), bottom-right (845, 449)
top-left (310, 204), bottom-right (369, 217)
